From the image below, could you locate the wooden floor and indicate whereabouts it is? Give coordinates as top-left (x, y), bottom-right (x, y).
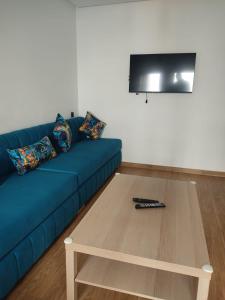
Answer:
top-left (7, 166), bottom-right (225, 300)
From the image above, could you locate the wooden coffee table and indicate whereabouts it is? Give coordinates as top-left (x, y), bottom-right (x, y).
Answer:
top-left (64, 174), bottom-right (213, 300)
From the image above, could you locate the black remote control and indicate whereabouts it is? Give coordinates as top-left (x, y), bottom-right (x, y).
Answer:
top-left (135, 202), bottom-right (166, 209)
top-left (133, 197), bottom-right (159, 204)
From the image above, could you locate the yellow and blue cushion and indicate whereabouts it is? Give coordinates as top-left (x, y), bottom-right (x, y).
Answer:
top-left (79, 111), bottom-right (106, 140)
top-left (7, 146), bottom-right (39, 175)
top-left (53, 114), bottom-right (72, 152)
top-left (7, 136), bottom-right (57, 175)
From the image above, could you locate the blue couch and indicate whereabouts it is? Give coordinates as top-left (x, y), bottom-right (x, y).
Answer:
top-left (0, 117), bottom-right (122, 299)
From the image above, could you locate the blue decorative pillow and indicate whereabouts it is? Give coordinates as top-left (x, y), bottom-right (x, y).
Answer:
top-left (79, 111), bottom-right (106, 140)
top-left (7, 146), bottom-right (39, 175)
top-left (53, 113), bottom-right (72, 152)
top-left (7, 136), bottom-right (57, 175)
top-left (33, 136), bottom-right (57, 161)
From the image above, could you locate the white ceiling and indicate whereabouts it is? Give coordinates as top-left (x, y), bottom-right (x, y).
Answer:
top-left (69, 0), bottom-right (147, 7)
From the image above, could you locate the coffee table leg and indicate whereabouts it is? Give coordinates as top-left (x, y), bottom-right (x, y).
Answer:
top-left (66, 249), bottom-right (78, 300)
top-left (197, 264), bottom-right (213, 300)
top-left (196, 278), bottom-right (210, 300)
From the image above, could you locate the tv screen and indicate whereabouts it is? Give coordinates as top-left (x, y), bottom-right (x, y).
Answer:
top-left (129, 53), bottom-right (196, 93)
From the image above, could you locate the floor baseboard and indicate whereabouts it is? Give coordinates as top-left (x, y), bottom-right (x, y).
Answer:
top-left (121, 162), bottom-right (225, 178)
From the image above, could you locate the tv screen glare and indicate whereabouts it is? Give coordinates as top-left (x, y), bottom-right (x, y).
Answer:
top-left (129, 53), bottom-right (196, 93)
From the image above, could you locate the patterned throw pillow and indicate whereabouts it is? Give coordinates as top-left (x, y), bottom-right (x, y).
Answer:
top-left (33, 136), bottom-right (57, 161)
top-left (7, 136), bottom-right (57, 175)
top-left (79, 111), bottom-right (106, 140)
top-left (7, 146), bottom-right (39, 175)
top-left (53, 114), bottom-right (72, 152)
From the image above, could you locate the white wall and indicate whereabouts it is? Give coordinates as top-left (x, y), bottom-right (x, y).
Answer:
top-left (0, 0), bottom-right (78, 134)
top-left (77, 0), bottom-right (225, 172)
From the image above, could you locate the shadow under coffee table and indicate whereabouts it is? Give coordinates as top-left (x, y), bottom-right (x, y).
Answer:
top-left (64, 173), bottom-right (213, 300)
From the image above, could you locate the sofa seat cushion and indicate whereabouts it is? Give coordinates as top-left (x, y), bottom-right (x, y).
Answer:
top-left (0, 170), bottom-right (77, 260)
top-left (38, 138), bottom-right (122, 185)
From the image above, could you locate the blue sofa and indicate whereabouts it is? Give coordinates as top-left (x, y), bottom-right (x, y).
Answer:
top-left (0, 117), bottom-right (122, 299)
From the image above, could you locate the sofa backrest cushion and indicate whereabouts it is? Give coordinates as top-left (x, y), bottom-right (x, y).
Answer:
top-left (68, 117), bottom-right (85, 144)
top-left (0, 117), bottom-right (84, 178)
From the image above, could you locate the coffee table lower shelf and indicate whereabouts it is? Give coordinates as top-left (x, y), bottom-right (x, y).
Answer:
top-left (75, 256), bottom-right (197, 300)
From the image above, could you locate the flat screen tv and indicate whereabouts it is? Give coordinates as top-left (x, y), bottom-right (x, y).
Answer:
top-left (129, 53), bottom-right (196, 93)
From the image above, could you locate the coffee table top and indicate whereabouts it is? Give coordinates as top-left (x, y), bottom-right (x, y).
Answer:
top-left (70, 174), bottom-right (210, 278)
